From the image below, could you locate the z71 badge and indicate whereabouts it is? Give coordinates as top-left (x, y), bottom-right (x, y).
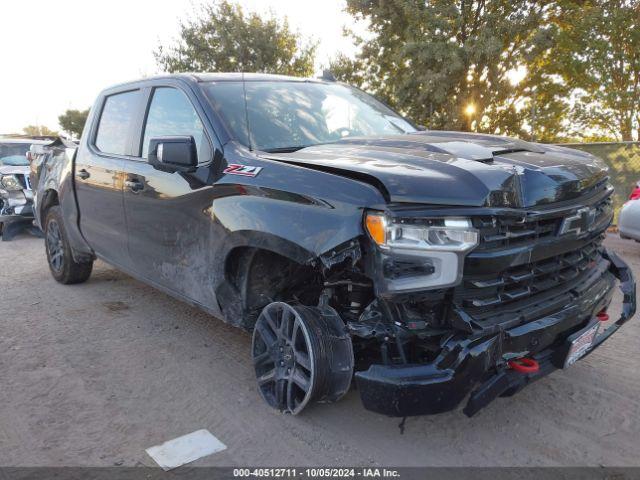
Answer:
top-left (223, 164), bottom-right (263, 177)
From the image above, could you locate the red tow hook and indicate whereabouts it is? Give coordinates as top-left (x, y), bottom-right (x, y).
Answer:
top-left (596, 310), bottom-right (610, 322)
top-left (508, 357), bottom-right (540, 374)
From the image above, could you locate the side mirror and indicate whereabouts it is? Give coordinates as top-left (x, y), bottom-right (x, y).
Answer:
top-left (148, 136), bottom-right (197, 173)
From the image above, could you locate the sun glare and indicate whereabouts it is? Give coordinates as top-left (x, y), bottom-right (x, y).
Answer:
top-left (464, 103), bottom-right (476, 116)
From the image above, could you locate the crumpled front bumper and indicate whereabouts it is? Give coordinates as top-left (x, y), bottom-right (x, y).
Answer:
top-left (0, 189), bottom-right (34, 222)
top-left (355, 249), bottom-right (636, 417)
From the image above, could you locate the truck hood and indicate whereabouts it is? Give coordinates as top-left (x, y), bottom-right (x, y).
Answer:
top-left (259, 131), bottom-right (608, 208)
top-left (0, 165), bottom-right (29, 176)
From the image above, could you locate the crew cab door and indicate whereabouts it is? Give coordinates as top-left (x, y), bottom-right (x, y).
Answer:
top-left (76, 89), bottom-right (143, 266)
top-left (122, 85), bottom-right (218, 307)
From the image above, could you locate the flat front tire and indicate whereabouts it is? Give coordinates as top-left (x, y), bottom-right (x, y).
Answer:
top-left (251, 302), bottom-right (354, 415)
top-left (44, 206), bottom-right (93, 284)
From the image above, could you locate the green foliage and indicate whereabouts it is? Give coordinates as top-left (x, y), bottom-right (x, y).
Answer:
top-left (328, 53), bottom-right (366, 90)
top-left (22, 125), bottom-right (59, 137)
top-left (549, 1), bottom-right (640, 141)
top-left (518, 45), bottom-right (573, 143)
top-left (156, 1), bottom-right (317, 77)
top-left (153, 0), bottom-right (638, 142)
top-left (58, 108), bottom-right (90, 139)
top-left (333, 0), bottom-right (563, 138)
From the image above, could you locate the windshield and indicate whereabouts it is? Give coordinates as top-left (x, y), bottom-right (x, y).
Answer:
top-left (204, 81), bottom-right (416, 152)
top-left (0, 142), bottom-right (30, 166)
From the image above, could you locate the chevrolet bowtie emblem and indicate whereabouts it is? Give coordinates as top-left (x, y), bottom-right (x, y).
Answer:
top-left (558, 207), bottom-right (597, 236)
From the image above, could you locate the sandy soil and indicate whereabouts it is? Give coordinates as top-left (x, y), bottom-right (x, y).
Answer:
top-left (1, 234), bottom-right (639, 467)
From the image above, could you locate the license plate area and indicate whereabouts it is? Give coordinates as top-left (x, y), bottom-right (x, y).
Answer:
top-left (564, 322), bottom-right (599, 367)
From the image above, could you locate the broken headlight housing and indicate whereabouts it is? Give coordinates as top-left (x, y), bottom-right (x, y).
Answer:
top-left (0, 175), bottom-right (22, 191)
top-left (365, 211), bottom-right (479, 291)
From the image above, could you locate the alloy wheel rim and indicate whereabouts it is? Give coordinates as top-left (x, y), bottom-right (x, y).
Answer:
top-left (252, 302), bottom-right (315, 414)
top-left (46, 219), bottom-right (64, 272)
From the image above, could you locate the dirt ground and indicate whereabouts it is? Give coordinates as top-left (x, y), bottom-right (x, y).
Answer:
top-left (1, 234), bottom-right (639, 467)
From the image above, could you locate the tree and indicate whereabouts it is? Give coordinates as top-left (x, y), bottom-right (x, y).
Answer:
top-left (518, 43), bottom-right (574, 143)
top-left (549, 0), bottom-right (640, 141)
top-left (22, 125), bottom-right (59, 137)
top-left (156, 1), bottom-right (317, 76)
top-left (329, 53), bottom-right (366, 90)
top-left (58, 108), bottom-right (90, 139)
top-left (333, 0), bottom-right (565, 138)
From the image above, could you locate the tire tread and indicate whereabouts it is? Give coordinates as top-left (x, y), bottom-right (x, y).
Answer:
top-left (45, 206), bottom-right (93, 284)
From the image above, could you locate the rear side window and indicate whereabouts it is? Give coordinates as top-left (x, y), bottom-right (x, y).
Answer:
top-left (95, 90), bottom-right (141, 155)
top-left (142, 87), bottom-right (208, 160)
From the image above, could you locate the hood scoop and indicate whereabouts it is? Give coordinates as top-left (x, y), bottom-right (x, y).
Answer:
top-left (426, 141), bottom-right (495, 162)
top-left (332, 133), bottom-right (541, 163)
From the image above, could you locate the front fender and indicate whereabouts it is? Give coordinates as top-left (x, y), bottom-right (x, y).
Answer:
top-left (211, 144), bottom-right (387, 261)
top-left (211, 186), bottom-right (366, 259)
top-left (208, 172), bottom-right (379, 328)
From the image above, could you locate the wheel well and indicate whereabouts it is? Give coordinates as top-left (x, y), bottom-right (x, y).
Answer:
top-left (40, 189), bottom-right (59, 220)
top-left (220, 247), bottom-right (323, 329)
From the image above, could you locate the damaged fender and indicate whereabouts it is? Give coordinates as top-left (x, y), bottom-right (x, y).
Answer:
top-left (203, 142), bottom-right (387, 327)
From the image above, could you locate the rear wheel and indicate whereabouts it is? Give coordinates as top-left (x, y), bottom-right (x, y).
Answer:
top-left (251, 302), bottom-right (353, 415)
top-left (44, 206), bottom-right (93, 284)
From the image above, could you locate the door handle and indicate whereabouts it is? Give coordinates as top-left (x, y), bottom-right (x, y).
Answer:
top-left (125, 179), bottom-right (144, 192)
top-left (77, 169), bottom-right (90, 180)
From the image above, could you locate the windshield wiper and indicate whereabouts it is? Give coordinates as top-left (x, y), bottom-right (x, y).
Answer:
top-left (262, 145), bottom-right (312, 153)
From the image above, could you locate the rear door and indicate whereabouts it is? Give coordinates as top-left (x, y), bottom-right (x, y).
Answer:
top-left (76, 89), bottom-right (144, 265)
top-left (122, 84), bottom-right (216, 303)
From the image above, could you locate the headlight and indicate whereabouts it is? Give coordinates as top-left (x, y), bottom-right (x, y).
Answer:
top-left (365, 212), bottom-right (478, 252)
top-left (365, 211), bottom-right (479, 292)
top-left (0, 175), bottom-right (22, 191)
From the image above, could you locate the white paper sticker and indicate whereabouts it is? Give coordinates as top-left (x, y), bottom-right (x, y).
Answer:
top-left (146, 429), bottom-right (227, 471)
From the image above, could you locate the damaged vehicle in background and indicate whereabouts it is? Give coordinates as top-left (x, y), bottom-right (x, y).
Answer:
top-left (0, 136), bottom-right (55, 240)
top-left (32, 73), bottom-right (636, 417)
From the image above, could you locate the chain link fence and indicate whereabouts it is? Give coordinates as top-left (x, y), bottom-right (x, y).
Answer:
top-left (559, 142), bottom-right (640, 224)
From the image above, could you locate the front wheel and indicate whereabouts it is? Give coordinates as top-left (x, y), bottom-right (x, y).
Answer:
top-left (44, 206), bottom-right (93, 284)
top-left (251, 302), bottom-right (353, 415)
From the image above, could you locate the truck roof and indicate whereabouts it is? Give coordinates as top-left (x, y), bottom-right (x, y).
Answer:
top-left (102, 72), bottom-right (328, 93)
top-left (189, 72), bottom-right (319, 82)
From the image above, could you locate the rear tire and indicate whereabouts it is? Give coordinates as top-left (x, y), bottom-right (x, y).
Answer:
top-left (44, 206), bottom-right (93, 284)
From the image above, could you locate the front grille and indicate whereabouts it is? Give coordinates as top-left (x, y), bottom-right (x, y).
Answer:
top-left (475, 216), bottom-right (560, 251)
top-left (457, 237), bottom-right (603, 310)
top-left (455, 193), bottom-right (613, 319)
top-left (473, 196), bottom-right (612, 252)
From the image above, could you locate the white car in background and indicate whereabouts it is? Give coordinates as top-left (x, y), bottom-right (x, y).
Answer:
top-left (0, 137), bottom-right (53, 240)
top-left (618, 181), bottom-right (640, 241)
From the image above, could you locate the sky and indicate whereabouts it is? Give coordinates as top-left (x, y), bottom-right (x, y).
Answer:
top-left (0, 0), bottom-right (359, 134)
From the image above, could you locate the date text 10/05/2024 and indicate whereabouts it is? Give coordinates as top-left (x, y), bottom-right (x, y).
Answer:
top-left (233, 468), bottom-right (401, 478)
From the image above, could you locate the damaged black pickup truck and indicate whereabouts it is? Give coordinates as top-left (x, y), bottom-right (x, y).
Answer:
top-left (33, 73), bottom-right (636, 417)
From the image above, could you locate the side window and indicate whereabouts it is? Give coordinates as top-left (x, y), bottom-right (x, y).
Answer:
top-left (142, 87), bottom-right (208, 161)
top-left (95, 90), bottom-right (141, 155)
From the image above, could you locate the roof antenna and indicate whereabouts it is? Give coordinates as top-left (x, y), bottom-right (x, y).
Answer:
top-left (241, 72), bottom-right (254, 151)
top-left (320, 70), bottom-right (336, 82)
